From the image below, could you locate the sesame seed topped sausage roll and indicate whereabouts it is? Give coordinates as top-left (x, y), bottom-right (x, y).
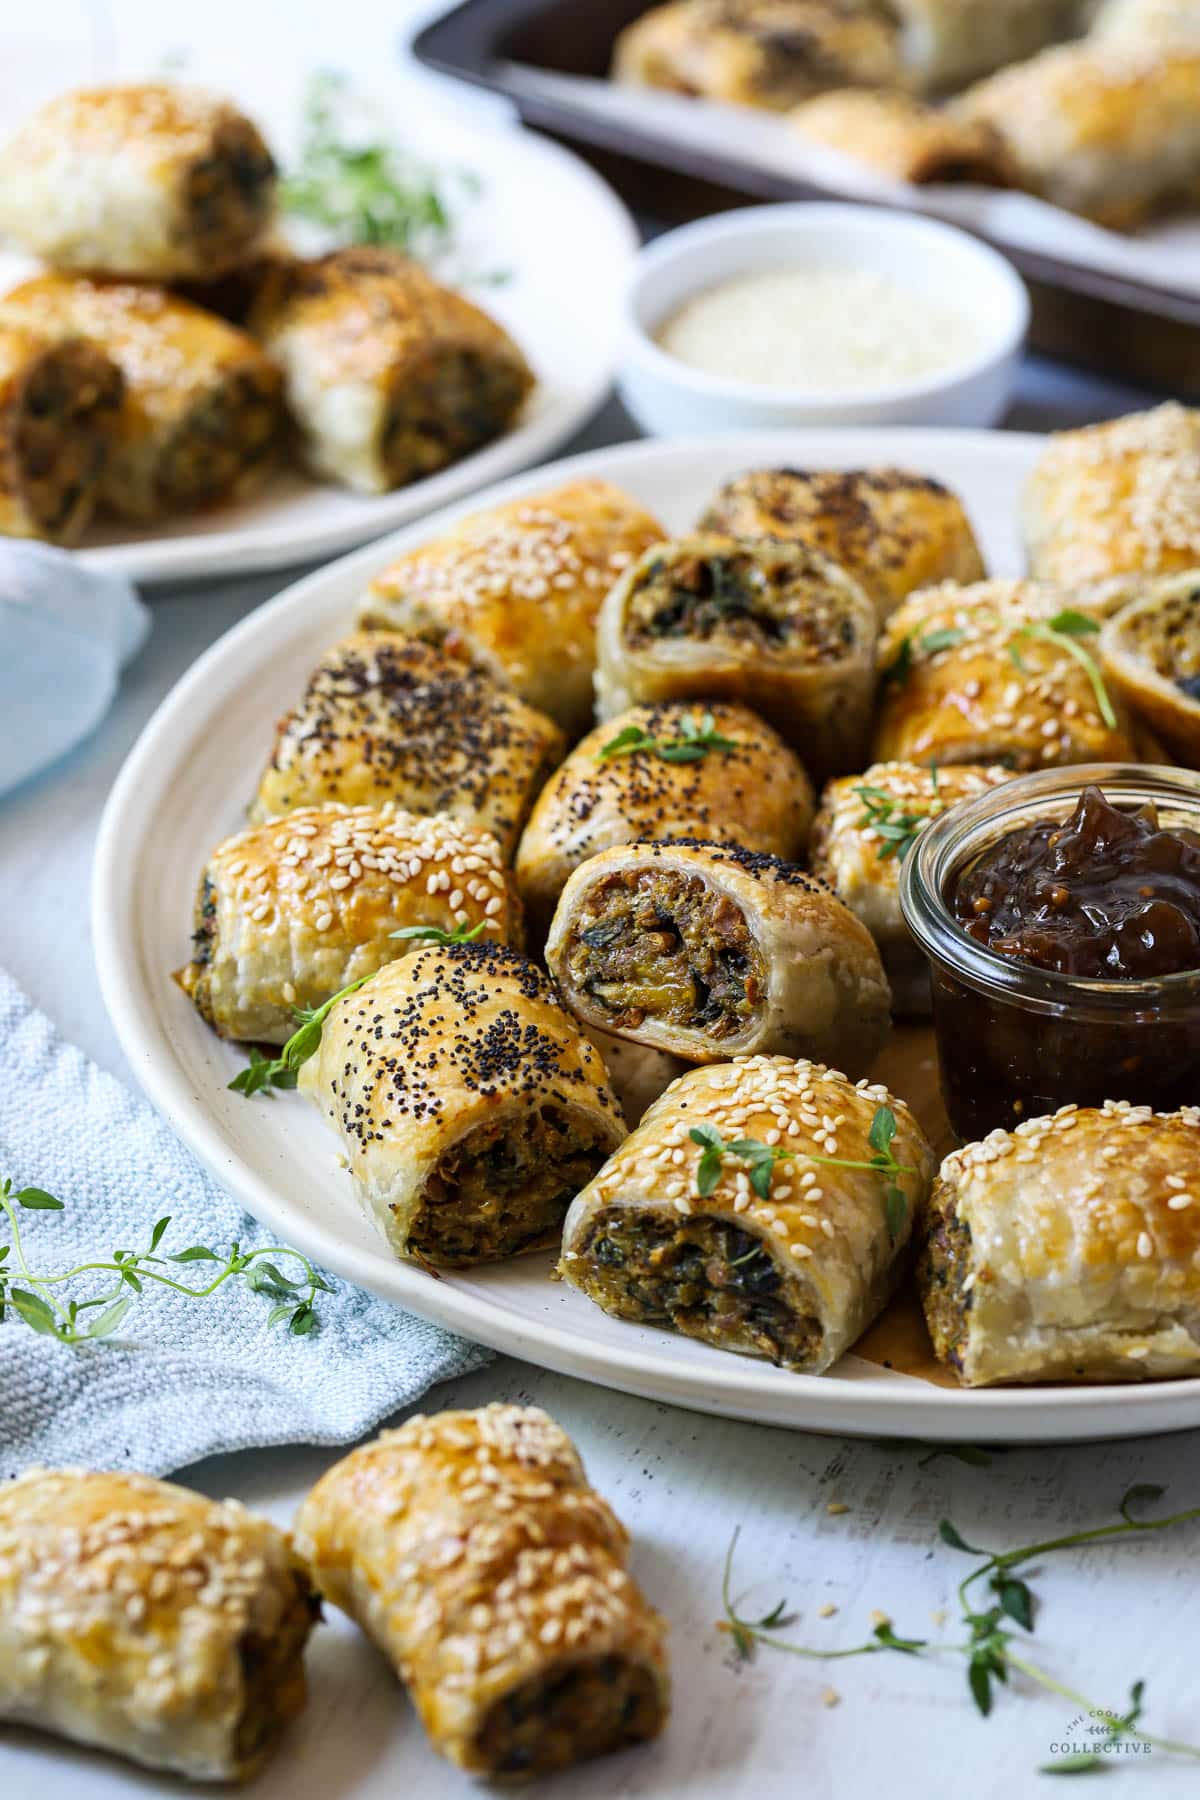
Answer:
top-left (294, 1406), bottom-right (669, 1779)
top-left (0, 276), bottom-right (282, 522)
top-left (594, 535), bottom-right (877, 782)
top-left (872, 579), bottom-right (1140, 769)
top-left (250, 248), bottom-right (532, 496)
top-left (176, 804), bottom-right (520, 1043)
top-left (546, 839), bottom-right (891, 1073)
top-left (811, 761), bottom-right (1011, 1013)
top-left (360, 480), bottom-right (665, 737)
top-left (697, 467), bottom-right (986, 627)
top-left (514, 701), bottom-right (815, 945)
top-left (0, 325), bottom-right (123, 544)
top-left (0, 1468), bottom-right (316, 1782)
top-left (919, 1101), bottom-right (1200, 1387)
top-left (301, 942), bottom-right (626, 1266)
top-left (561, 1059), bottom-right (935, 1371)
top-left (0, 85), bottom-right (276, 281)
top-left (251, 634), bottom-right (564, 861)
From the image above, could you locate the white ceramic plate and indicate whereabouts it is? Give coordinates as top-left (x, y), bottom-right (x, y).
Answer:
top-left (94, 427), bottom-right (1200, 1442)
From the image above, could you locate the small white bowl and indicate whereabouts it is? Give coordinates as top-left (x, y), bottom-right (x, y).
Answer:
top-left (618, 203), bottom-right (1030, 438)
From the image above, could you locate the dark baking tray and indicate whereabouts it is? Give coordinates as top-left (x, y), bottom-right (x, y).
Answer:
top-left (412, 0), bottom-right (1200, 394)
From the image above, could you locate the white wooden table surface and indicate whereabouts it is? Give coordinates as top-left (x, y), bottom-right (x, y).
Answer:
top-left (2, 5), bottom-right (1200, 1797)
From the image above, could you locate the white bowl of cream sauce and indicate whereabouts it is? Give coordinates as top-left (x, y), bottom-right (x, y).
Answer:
top-left (619, 203), bottom-right (1029, 437)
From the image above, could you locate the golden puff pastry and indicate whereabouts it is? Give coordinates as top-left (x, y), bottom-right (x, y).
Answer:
top-left (301, 941), bottom-right (626, 1266)
top-left (546, 838), bottom-right (891, 1072)
top-left (612, 0), bottom-right (903, 111)
top-left (561, 1058), bottom-right (935, 1371)
top-left (1023, 404), bottom-right (1200, 589)
top-left (954, 44), bottom-right (1200, 228)
top-left (250, 248), bottom-right (532, 495)
top-left (0, 325), bottom-right (123, 544)
top-left (810, 760), bottom-right (1011, 1013)
top-left (594, 534), bottom-right (877, 782)
top-left (697, 466), bottom-right (986, 627)
top-left (584, 1025), bottom-right (690, 1128)
top-left (0, 275), bottom-right (282, 522)
top-left (176, 804), bottom-right (521, 1044)
top-left (1090, 0), bottom-right (1200, 48)
top-left (0, 1468), bottom-right (316, 1782)
top-left (360, 479), bottom-right (665, 737)
top-left (872, 579), bottom-right (1140, 770)
top-left (891, 0), bottom-right (1077, 92)
top-left (250, 633), bottom-right (564, 861)
top-left (0, 85), bottom-right (276, 281)
top-left (789, 89), bottom-right (1022, 187)
top-left (1100, 572), bottom-right (1200, 765)
top-left (514, 701), bottom-right (815, 945)
top-left (920, 1100), bottom-right (1200, 1386)
top-left (294, 1406), bottom-right (669, 1778)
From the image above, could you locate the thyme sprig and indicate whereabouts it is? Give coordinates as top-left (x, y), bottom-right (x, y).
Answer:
top-left (855, 765), bottom-right (941, 862)
top-left (0, 1178), bottom-right (331, 1342)
top-left (229, 975), bottom-right (372, 1098)
top-left (1009, 609), bottom-right (1118, 731)
top-left (390, 920), bottom-right (487, 947)
top-left (882, 627), bottom-right (965, 688)
top-left (598, 711), bottom-right (737, 765)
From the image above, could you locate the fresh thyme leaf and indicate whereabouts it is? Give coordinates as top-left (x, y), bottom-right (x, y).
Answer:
top-left (1046, 609), bottom-right (1100, 638)
top-left (873, 1622), bottom-right (926, 1654)
top-left (1008, 618), bottom-right (1117, 730)
top-left (969, 1659), bottom-right (994, 1716)
top-left (1040, 1754), bottom-right (1108, 1775)
top-left (170, 1246), bottom-right (221, 1263)
top-left (995, 1577), bottom-right (1034, 1631)
top-left (853, 787), bottom-right (930, 863)
top-left (868, 1106), bottom-right (897, 1156)
top-left (1119, 1483), bottom-right (1166, 1522)
top-left (599, 712), bottom-right (736, 765)
top-left (754, 1600), bottom-right (792, 1629)
top-left (15, 1187), bottom-right (64, 1211)
top-left (231, 974), bottom-right (372, 1100)
top-left (149, 1216), bottom-right (171, 1253)
top-left (884, 1184), bottom-right (907, 1244)
top-left (882, 634), bottom-right (914, 688)
top-left (391, 920), bottom-right (486, 946)
top-left (938, 1519), bottom-right (983, 1554)
top-left (689, 1124), bottom-right (724, 1149)
top-left (9, 1288), bottom-right (59, 1336)
top-left (696, 1147), bottom-right (722, 1197)
top-left (920, 627), bottom-right (965, 655)
top-left (88, 1297), bottom-right (132, 1340)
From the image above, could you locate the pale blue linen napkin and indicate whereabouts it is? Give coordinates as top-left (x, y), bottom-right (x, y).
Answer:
top-left (0, 968), bottom-right (492, 1479)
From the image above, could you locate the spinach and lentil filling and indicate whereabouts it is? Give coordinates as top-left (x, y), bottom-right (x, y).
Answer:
top-left (623, 539), bottom-right (859, 658)
top-left (474, 1655), bottom-right (663, 1779)
top-left (916, 1188), bottom-right (974, 1374)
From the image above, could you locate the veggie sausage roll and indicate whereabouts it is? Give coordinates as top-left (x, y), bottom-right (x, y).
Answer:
top-left (954, 45), bottom-right (1200, 228)
top-left (0, 85), bottom-right (276, 281)
top-left (0, 276), bottom-right (282, 522)
top-left (698, 467), bottom-right (986, 627)
top-left (789, 90), bottom-right (1022, 189)
top-left (562, 1058), bottom-right (935, 1371)
top-left (250, 248), bottom-right (532, 495)
top-left (294, 1406), bottom-right (669, 1778)
top-left (810, 761), bottom-right (1011, 1013)
top-left (546, 839), bottom-right (891, 1072)
top-left (594, 535), bottom-right (877, 781)
top-left (0, 325), bottom-right (123, 544)
top-left (920, 1100), bottom-right (1200, 1386)
top-left (360, 480), bottom-right (666, 737)
top-left (176, 804), bottom-right (521, 1043)
top-left (892, 0), bottom-right (1076, 91)
top-left (0, 1468), bottom-right (316, 1782)
top-left (301, 942), bottom-right (626, 1266)
top-left (1023, 404), bottom-right (1200, 589)
top-left (1100, 572), bottom-right (1200, 765)
top-left (251, 633), bottom-right (564, 862)
top-left (584, 1026), bottom-right (690, 1129)
top-left (514, 701), bottom-right (815, 945)
top-left (872, 579), bottom-right (1140, 769)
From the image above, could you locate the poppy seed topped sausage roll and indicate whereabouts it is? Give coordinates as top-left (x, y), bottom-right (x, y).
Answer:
top-left (514, 701), bottom-right (815, 945)
top-left (0, 276), bottom-right (282, 522)
top-left (360, 480), bottom-right (665, 736)
top-left (251, 633), bottom-right (564, 861)
top-left (301, 942), bottom-right (626, 1266)
top-left (176, 804), bottom-right (521, 1043)
top-left (294, 1406), bottom-right (669, 1778)
top-left (251, 248), bottom-right (532, 496)
top-left (546, 839), bottom-right (891, 1072)
top-left (0, 1468), bottom-right (317, 1782)
top-left (0, 85), bottom-right (276, 281)
top-left (562, 1058), bottom-right (935, 1370)
top-left (697, 467), bottom-right (986, 627)
top-left (789, 90), bottom-right (1022, 189)
top-left (919, 1100), bottom-right (1200, 1387)
top-left (595, 535), bottom-right (877, 782)
top-left (0, 325), bottom-right (123, 544)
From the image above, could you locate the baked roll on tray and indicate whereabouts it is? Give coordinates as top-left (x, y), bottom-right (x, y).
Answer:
top-left (0, 1468), bottom-right (316, 1782)
top-left (1100, 572), bottom-right (1200, 765)
top-left (360, 479), bottom-right (666, 737)
top-left (176, 804), bottom-right (521, 1043)
top-left (811, 761), bottom-right (1011, 1013)
top-left (294, 1406), bottom-right (669, 1778)
top-left (697, 465), bottom-right (986, 627)
top-left (561, 1058), bottom-right (935, 1371)
top-left (545, 838), bottom-right (891, 1073)
top-left (250, 633), bottom-right (564, 862)
top-left (300, 941), bottom-right (626, 1267)
top-left (789, 90), bottom-right (1022, 189)
top-left (514, 700), bottom-right (815, 944)
top-left (0, 84), bottom-right (276, 281)
top-left (890, 0), bottom-right (1077, 92)
top-left (250, 248), bottom-right (532, 496)
top-left (871, 579), bottom-right (1141, 770)
top-left (594, 534), bottom-right (877, 782)
top-left (920, 1100), bottom-right (1200, 1386)
top-left (0, 276), bottom-right (282, 522)
top-left (0, 325), bottom-right (123, 544)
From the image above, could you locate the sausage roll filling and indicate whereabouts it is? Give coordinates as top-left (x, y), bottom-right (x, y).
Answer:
top-left (1100, 572), bottom-right (1200, 763)
top-left (0, 327), bottom-right (123, 543)
top-left (623, 538), bottom-right (838, 651)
